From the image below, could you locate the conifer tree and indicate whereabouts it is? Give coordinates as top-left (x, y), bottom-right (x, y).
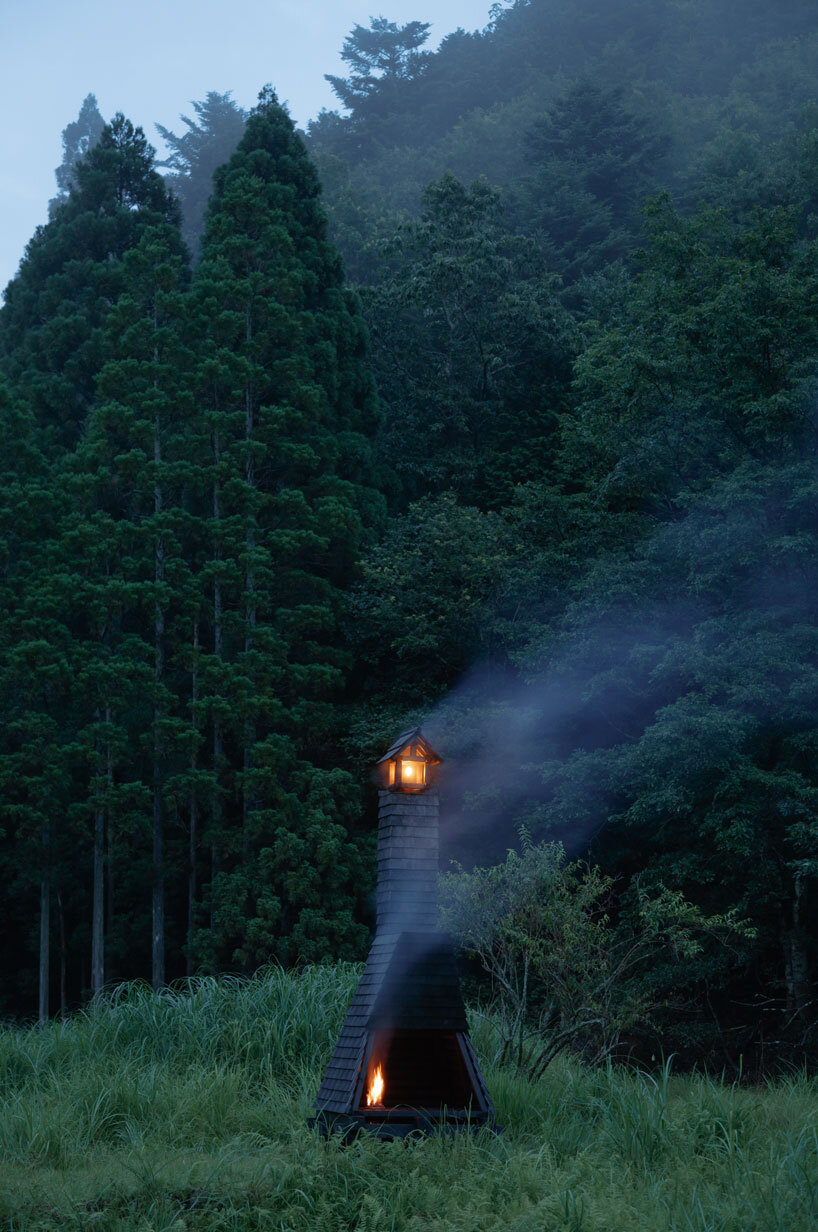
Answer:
top-left (0, 376), bottom-right (62, 1018)
top-left (156, 92), bottom-right (247, 260)
top-left (325, 18), bottom-right (432, 119)
top-left (365, 174), bottom-right (575, 507)
top-left (0, 114), bottom-right (181, 456)
top-left (0, 118), bottom-right (190, 1007)
top-left (519, 80), bottom-right (671, 281)
top-left (75, 222), bottom-right (193, 990)
top-left (189, 87), bottom-right (382, 967)
top-left (51, 93), bottom-right (105, 211)
top-left (0, 373), bottom-right (82, 1016)
top-left (527, 81), bottom-right (669, 223)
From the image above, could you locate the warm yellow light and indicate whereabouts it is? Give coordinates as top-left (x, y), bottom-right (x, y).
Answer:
top-left (398, 758), bottom-right (426, 786)
top-left (366, 1064), bottom-right (385, 1107)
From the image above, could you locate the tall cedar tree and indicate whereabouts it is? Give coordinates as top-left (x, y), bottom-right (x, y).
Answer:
top-left (0, 115), bottom-right (181, 457)
top-left (69, 223), bottom-right (193, 992)
top-left (189, 88), bottom-right (382, 969)
top-left (0, 117), bottom-right (187, 1013)
top-left (0, 376), bottom-right (70, 1020)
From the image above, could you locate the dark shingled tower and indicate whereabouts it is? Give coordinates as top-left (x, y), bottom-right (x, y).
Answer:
top-left (310, 729), bottom-right (496, 1138)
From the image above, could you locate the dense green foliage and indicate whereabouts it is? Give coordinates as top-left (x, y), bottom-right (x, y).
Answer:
top-left (363, 174), bottom-right (574, 506)
top-left (1, 969), bottom-right (817, 1230)
top-left (311, 0), bottom-right (818, 1066)
top-left (186, 89), bottom-right (383, 972)
top-left (1, 0), bottom-right (818, 1068)
top-left (441, 839), bottom-right (753, 1078)
top-left (0, 94), bottom-right (381, 1014)
top-left (2, 115), bottom-right (180, 453)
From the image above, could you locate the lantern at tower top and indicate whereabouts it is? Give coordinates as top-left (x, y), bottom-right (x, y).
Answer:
top-left (377, 728), bottom-right (442, 793)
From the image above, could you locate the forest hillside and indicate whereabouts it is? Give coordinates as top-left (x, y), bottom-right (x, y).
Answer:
top-left (1, 0), bottom-right (817, 1074)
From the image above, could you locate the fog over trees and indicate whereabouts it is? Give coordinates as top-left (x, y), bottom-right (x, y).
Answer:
top-left (1, 0), bottom-right (818, 1072)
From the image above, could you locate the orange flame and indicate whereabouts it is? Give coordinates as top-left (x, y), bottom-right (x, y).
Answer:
top-left (366, 1063), bottom-right (385, 1107)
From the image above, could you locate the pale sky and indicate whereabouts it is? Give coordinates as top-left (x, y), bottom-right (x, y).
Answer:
top-left (0, 0), bottom-right (499, 294)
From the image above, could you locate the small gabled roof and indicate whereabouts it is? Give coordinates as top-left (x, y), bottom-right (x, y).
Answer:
top-left (376, 727), bottom-right (442, 766)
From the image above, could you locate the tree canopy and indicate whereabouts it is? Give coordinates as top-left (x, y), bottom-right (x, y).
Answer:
top-left (51, 93), bottom-right (105, 210)
top-left (156, 91), bottom-right (247, 259)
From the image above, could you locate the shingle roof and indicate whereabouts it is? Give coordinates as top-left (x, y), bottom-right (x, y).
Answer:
top-left (376, 727), bottom-right (442, 766)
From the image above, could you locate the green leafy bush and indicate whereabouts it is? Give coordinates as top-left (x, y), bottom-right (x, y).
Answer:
top-left (441, 837), bottom-right (752, 1077)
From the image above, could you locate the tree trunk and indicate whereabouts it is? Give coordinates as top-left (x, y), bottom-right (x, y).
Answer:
top-left (91, 736), bottom-right (105, 998)
top-left (38, 819), bottom-right (50, 1024)
top-left (152, 748), bottom-right (164, 989)
top-left (211, 428), bottom-right (223, 938)
top-left (243, 340), bottom-right (256, 866)
top-left (93, 582), bottom-right (112, 1000)
top-left (106, 816), bottom-right (114, 940)
top-left (152, 408), bottom-right (165, 991)
top-left (152, 776), bottom-right (164, 990)
top-left (784, 871), bottom-right (810, 1016)
top-left (105, 707), bottom-right (114, 980)
top-left (187, 618), bottom-right (199, 977)
top-left (57, 890), bottom-right (67, 1017)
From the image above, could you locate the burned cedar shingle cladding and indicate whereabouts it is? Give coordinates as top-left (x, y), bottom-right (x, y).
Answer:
top-left (313, 792), bottom-right (466, 1115)
top-left (312, 729), bottom-right (496, 1129)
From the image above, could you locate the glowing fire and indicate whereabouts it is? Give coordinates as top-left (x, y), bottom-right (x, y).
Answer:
top-left (402, 761), bottom-right (417, 781)
top-left (366, 1063), bottom-right (385, 1107)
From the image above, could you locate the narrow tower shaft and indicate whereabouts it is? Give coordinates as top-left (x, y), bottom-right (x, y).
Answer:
top-left (376, 790), bottom-right (439, 936)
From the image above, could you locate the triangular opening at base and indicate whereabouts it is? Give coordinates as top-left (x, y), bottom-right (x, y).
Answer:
top-left (357, 1028), bottom-right (483, 1112)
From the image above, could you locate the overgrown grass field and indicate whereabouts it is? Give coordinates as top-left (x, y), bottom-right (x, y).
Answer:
top-left (0, 967), bottom-right (816, 1230)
